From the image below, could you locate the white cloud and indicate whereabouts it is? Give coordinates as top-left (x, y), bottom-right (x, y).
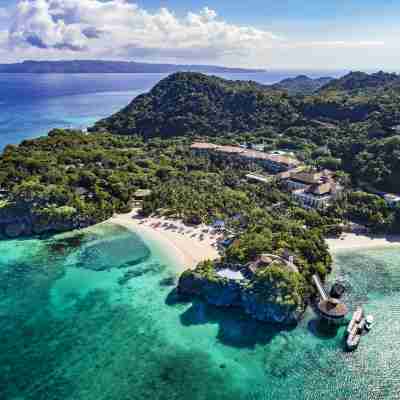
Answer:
top-left (8, 0), bottom-right (279, 61)
top-left (2, 0), bottom-right (393, 69)
top-left (10, 0), bottom-right (87, 50)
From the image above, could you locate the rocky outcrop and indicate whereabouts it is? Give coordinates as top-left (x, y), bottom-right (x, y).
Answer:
top-left (178, 268), bottom-right (304, 325)
top-left (178, 271), bottom-right (242, 307)
top-left (0, 211), bottom-right (96, 239)
top-left (241, 289), bottom-right (303, 324)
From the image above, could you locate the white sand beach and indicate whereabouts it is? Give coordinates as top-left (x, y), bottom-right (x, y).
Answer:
top-left (326, 233), bottom-right (400, 252)
top-left (108, 209), bottom-right (221, 272)
top-left (108, 209), bottom-right (400, 272)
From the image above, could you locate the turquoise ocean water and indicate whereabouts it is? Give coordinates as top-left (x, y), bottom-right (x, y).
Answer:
top-left (0, 71), bottom-right (398, 398)
top-left (0, 223), bottom-right (399, 400)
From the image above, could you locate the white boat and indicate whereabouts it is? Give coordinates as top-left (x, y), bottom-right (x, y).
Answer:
top-left (347, 306), bottom-right (363, 335)
top-left (346, 323), bottom-right (361, 350)
top-left (365, 315), bottom-right (374, 331)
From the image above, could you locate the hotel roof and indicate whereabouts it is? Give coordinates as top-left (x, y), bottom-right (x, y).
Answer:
top-left (308, 182), bottom-right (332, 196)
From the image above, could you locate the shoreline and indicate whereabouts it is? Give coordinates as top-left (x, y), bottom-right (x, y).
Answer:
top-left (106, 210), bottom-right (400, 273)
top-left (107, 209), bottom-right (221, 272)
top-left (326, 232), bottom-right (400, 253)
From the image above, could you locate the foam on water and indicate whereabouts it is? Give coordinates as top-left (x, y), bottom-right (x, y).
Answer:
top-left (0, 226), bottom-right (399, 399)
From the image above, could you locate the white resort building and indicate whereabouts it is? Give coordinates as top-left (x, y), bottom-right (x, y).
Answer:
top-left (284, 170), bottom-right (343, 209)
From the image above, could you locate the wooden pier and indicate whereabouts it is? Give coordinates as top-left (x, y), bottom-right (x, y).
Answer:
top-left (312, 274), bottom-right (348, 324)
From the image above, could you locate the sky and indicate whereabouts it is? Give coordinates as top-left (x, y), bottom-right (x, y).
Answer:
top-left (0, 0), bottom-right (399, 70)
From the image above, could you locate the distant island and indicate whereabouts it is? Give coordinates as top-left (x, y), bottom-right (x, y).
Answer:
top-left (0, 60), bottom-right (266, 74)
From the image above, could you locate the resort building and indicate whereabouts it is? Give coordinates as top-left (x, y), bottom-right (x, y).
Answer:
top-left (191, 142), bottom-right (343, 210)
top-left (284, 169), bottom-right (343, 209)
top-left (212, 220), bottom-right (226, 231)
top-left (247, 252), bottom-right (299, 275)
top-left (190, 142), bottom-right (300, 173)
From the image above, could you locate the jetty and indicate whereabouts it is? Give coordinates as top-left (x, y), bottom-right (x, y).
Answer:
top-left (312, 274), bottom-right (348, 324)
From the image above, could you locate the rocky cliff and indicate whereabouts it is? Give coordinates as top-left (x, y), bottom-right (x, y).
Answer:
top-left (178, 262), bottom-right (305, 325)
top-left (0, 205), bottom-right (96, 238)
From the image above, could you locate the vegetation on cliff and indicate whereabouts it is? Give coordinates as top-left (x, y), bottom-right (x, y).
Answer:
top-left (178, 260), bottom-right (307, 324)
top-left (249, 263), bottom-right (306, 308)
top-left (0, 130), bottom-right (188, 235)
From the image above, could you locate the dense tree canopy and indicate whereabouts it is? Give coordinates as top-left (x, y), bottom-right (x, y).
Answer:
top-left (91, 71), bottom-right (400, 193)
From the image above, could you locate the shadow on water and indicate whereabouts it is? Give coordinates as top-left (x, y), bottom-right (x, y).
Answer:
top-left (159, 275), bottom-right (177, 287)
top-left (166, 289), bottom-right (295, 349)
top-left (117, 263), bottom-right (167, 285)
top-left (307, 318), bottom-right (340, 339)
top-left (165, 288), bottom-right (192, 306)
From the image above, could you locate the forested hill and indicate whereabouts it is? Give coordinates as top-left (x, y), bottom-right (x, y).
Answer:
top-left (318, 71), bottom-right (400, 93)
top-left (92, 72), bottom-right (299, 138)
top-left (92, 70), bottom-right (400, 137)
top-left (91, 71), bottom-right (400, 193)
top-left (0, 60), bottom-right (266, 74)
top-left (270, 75), bottom-right (333, 95)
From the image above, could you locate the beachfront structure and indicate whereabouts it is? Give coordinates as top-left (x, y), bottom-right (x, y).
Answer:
top-left (284, 170), bottom-right (343, 209)
top-left (212, 220), bottom-right (226, 231)
top-left (190, 142), bottom-right (300, 173)
top-left (312, 274), bottom-right (348, 324)
top-left (213, 251), bottom-right (300, 284)
top-left (247, 252), bottom-right (299, 275)
top-left (382, 193), bottom-right (400, 208)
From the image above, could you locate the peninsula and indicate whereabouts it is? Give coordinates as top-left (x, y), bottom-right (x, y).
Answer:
top-left (1, 70), bottom-right (400, 324)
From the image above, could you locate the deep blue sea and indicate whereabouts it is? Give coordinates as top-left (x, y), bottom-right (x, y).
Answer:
top-left (2, 71), bottom-right (400, 400)
top-left (1, 224), bottom-right (400, 400)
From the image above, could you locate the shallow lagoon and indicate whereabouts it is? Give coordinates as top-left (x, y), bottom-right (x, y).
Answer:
top-left (0, 225), bottom-right (399, 399)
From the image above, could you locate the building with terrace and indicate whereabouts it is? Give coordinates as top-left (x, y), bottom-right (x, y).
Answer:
top-left (284, 169), bottom-right (343, 209)
top-left (246, 252), bottom-right (299, 276)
